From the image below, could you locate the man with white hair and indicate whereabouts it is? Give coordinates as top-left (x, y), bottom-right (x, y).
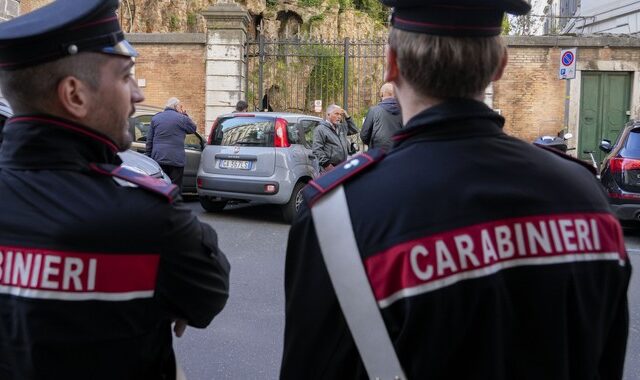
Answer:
top-left (146, 97), bottom-right (197, 191)
top-left (312, 104), bottom-right (358, 172)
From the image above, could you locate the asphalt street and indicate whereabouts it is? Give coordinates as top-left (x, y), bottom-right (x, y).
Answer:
top-left (174, 201), bottom-right (289, 380)
top-left (174, 199), bottom-right (640, 380)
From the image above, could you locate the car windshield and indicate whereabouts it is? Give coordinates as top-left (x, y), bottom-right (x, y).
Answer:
top-left (213, 117), bottom-right (274, 147)
top-left (623, 128), bottom-right (640, 158)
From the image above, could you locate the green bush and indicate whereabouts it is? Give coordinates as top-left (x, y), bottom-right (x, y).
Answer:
top-left (298, 0), bottom-right (323, 6)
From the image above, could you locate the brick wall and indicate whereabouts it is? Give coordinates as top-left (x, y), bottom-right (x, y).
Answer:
top-left (19, 0), bottom-right (51, 14)
top-left (495, 46), bottom-right (567, 142)
top-left (495, 36), bottom-right (640, 144)
top-left (129, 34), bottom-right (207, 134)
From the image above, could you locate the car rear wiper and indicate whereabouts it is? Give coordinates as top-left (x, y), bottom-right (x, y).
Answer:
top-left (235, 140), bottom-right (263, 145)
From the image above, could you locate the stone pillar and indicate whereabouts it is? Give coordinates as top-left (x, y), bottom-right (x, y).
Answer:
top-left (0, 0), bottom-right (20, 21)
top-left (202, 1), bottom-right (250, 137)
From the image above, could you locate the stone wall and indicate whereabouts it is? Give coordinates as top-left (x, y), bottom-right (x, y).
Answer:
top-left (128, 34), bottom-right (208, 134)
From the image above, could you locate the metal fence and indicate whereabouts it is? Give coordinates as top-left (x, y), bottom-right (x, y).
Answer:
top-left (245, 36), bottom-right (387, 120)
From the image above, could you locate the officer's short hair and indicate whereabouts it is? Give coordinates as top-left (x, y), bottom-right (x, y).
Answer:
top-left (0, 52), bottom-right (109, 114)
top-left (388, 28), bottom-right (504, 100)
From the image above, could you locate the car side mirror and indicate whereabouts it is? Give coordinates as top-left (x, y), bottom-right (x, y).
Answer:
top-left (599, 139), bottom-right (612, 153)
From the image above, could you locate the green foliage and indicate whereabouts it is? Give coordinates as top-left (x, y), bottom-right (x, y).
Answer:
top-left (353, 0), bottom-right (388, 24)
top-left (168, 15), bottom-right (180, 32)
top-left (187, 12), bottom-right (197, 28)
top-left (298, 0), bottom-right (323, 6)
top-left (339, 0), bottom-right (352, 11)
top-left (305, 46), bottom-right (345, 112)
top-left (267, 0), bottom-right (279, 9)
top-left (501, 15), bottom-right (511, 35)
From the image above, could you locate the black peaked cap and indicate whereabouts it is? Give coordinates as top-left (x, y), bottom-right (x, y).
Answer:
top-left (380, 0), bottom-right (532, 37)
top-left (0, 0), bottom-right (137, 70)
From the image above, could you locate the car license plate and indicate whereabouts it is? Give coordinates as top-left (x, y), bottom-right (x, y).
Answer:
top-left (220, 159), bottom-right (251, 170)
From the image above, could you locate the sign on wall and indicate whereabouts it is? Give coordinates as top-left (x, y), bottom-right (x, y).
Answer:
top-left (559, 48), bottom-right (577, 80)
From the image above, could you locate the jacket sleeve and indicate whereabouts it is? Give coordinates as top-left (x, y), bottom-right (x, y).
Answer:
top-left (360, 109), bottom-right (374, 146)
top-left (280, 204), bottom-right (360, 379)
top-left (345, 117), bottom-right (358, 136)
top-left (312, 127), bottom-right (330, 167)
top-left (180, 114), bottom-right (197, 134)
top-left (155, 204), bottom-right (230, 328)
top-left (145, 120), bottom-right (156, 156)
top-left (598, 260), bottom-right (631, 379)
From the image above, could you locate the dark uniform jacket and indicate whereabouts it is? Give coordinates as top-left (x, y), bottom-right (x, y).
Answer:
top-left (146, 108), bottom-right (197, 167)
top-left (312, 118), bottom-right (358, 168)
top-left (360, 97), bottom-right (403, 151)
top-left (0, 115), bottom-right (230, 380)
top-left (281, 99), bottom-right (630, 380)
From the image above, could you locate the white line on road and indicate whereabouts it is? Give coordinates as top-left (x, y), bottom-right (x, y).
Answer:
top-left (627, 248), bottom-right (640, 255)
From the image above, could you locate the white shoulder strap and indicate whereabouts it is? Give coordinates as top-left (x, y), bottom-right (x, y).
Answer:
top-left (311, 186), bottom-right (406, 380)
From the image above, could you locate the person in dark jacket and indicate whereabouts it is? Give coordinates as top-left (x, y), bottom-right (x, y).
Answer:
top-left (146, 97), bottom-right (197, 191)
top-left (360, 82), bottom-right (402, 151)
top-left (0, 1), bottom-right (230, 379)
top-left (280, 0), bottom-right (630, 379)
top-left (312, 104), bottom-right (359, 172)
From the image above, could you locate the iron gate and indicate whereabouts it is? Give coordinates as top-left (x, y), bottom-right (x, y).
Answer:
top-left (245, 36), bottom-right (387, 120)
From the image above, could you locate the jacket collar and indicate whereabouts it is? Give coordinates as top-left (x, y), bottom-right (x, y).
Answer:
top-left (0, 114), bottom-right (121, 170)
top-left (393, 98), bottom-right (505, 146)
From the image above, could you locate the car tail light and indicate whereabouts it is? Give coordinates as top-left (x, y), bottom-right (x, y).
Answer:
top-left (207, 118), bottom-right (219, 145)
top-left (197, 177), bottom-right (203, 188)
top-left (264, 184), bottom-right (277, 194)
top-left (609, 157), bottom-right (640, 173)
top-left (274, 118), bottom-right (290, 148)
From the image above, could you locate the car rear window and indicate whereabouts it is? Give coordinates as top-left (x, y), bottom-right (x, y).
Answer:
top-left (212, 117), bottom-right (274, 147)
top-left (624, 128), bottom-right (640, 158)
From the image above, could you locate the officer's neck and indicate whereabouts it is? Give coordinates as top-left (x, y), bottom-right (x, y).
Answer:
top-left (395, 84), bottom-right (484, 124)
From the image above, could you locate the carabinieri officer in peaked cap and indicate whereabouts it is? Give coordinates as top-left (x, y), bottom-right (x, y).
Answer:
top-left (280, 0), bottom-right (631, 379)
top-left (0, 1), bottom-right (230, 379)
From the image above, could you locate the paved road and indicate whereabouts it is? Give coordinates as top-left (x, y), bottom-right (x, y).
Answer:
top-left (623, 227), bottom-right (640, 380)
top-left (174, 200), bottom-right (640, 379)
top-left (174, 201), bottom-right (289, 380)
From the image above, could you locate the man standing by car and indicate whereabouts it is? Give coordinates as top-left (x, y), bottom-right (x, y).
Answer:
top-left (360, 82), bottom-right (402, 151)
top-left (281, 0), bottom-right (630, 379)
top-left (146, 97), bottom-right (197, 192)
top-left (312, 104), bottom-right (359, 172)
top-left (0, 1), bottom-right (230, 379)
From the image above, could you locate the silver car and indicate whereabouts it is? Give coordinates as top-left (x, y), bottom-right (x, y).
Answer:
top-left (197, 112), bottom-right (323, 223)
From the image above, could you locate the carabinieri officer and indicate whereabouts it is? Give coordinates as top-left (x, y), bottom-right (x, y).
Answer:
top-left (0, 1), bottom-right (230, 379)
top-left (280, 0), bottom-right (631, 379)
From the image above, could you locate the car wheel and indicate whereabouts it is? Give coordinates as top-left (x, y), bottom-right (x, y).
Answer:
top-left (199, 197), bottom-right (228, 212)
top-left (281, 182), bottom-right (306, 224)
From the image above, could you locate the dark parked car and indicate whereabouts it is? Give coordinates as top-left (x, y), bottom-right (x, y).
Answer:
top-left (197, 112), bottom-right (323, 223)
top-left (128, 105), bottom-right (205, 194)
top-left (599, 120), bottom-right (640, 221)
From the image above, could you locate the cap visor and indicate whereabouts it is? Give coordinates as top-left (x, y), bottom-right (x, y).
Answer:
top-left (100, 40), bottom-right (138, 58)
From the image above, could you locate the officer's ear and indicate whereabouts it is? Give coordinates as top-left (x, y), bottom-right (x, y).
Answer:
top-left (384, 45), bottom-right (399, 84)
top-left (492, 46), bottom-right (508, 82)
top-left (56, 75), bottom-right (93, 119)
